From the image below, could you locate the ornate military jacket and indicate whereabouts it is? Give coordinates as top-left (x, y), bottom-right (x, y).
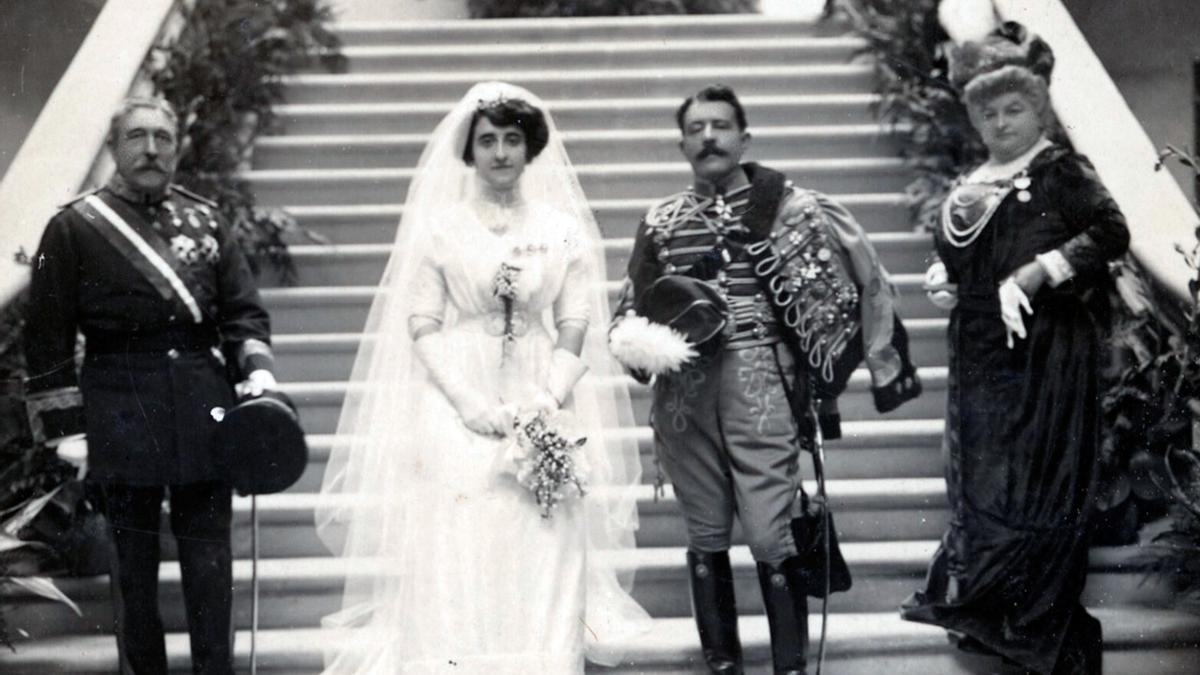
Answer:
top-left (24, 184), bottom-right (274, 485)
top-left (616, 163), bottom-right (921, 430)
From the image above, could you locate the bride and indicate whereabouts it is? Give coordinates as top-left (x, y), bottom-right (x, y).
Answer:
top-left (314, 82), bottom-right (650, 673)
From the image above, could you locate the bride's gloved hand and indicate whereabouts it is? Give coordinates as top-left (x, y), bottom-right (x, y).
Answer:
top-left (414, 333), bottom-right (506, 436)
top-left (531, 348), bottom-right (589, 413)
top-left (462, 403), bottom-right (516, 438)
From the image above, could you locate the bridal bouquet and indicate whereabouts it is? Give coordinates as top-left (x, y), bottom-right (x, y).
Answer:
top-left (501, 410), bottom-right (589, 519)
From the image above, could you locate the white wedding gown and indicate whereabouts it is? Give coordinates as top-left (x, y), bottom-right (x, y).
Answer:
top-left (324, 199), bottom-right (595, 674)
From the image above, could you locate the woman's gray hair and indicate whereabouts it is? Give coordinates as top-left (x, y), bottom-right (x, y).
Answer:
top-left (106, 97), bottom-right (179, 146)
top-left (963, 65), bottom-right (1054, 127)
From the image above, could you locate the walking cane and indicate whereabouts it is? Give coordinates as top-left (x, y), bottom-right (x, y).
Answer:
top-left (250, 494), bottom-right (260, 675)
top-left (810, 401), bottom-right (832, 675)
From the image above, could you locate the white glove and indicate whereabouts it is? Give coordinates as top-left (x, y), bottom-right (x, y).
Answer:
top-left (539, 348), bottom-right (589, 411)
top-left (235, 369), bottom-right (277, 398)
top-left (998, 277), bottom-right (1033, 348)
top-left (468, 403), bottom-right (518, 438)
top-left (415, 334), bottom-right (509, 437)
top-left (924, 261), bottom-right (958, 310)
top-left (53, 435), bottom-right (88, 480)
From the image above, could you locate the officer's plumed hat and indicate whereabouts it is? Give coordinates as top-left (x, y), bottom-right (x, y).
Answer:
top-left (214, 391), bottom-right (308, 495)
top-left (636, 275), bottom-right (728, 346)
top-left (609, 275), bottom-right (728, 377)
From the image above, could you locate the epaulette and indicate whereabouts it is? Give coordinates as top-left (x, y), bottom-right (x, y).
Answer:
top-left (169, 184), bottom-right (219, 209)
top-left (57, 187), bottom-right (102, 210)
top-left (778, 186), bottom-right (825, 228)
top-left (643, 190), bottom-right (696, 231)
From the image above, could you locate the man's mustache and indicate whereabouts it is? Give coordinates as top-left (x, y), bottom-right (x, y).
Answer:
top-left (698, 145), bottom-right (727, 159)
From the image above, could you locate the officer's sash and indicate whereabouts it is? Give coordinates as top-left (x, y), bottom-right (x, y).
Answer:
top-left (72, 193), bottom-right (204, 323)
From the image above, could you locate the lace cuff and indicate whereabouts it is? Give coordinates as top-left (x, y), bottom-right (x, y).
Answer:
top-left (1036, 249), bottom-right (1076, 287)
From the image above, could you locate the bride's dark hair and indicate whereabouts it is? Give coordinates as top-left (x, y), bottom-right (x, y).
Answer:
top-left (461, 97), bottom-right (551, 164)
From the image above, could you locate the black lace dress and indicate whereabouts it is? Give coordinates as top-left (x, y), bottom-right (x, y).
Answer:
top-left (901, 146), bottom-right (1129, 674)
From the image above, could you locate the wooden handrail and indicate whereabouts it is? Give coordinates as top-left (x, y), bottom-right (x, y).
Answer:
top-left (994, 0), bottom-right (1199, 302)
top-left (0, 0), bottom-right (184, 308)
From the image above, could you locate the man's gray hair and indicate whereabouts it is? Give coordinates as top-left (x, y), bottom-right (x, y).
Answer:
top-left (106, 97), bottom-right (179, 146)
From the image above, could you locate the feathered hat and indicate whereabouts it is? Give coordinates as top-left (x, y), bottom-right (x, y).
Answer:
top-left (948, 21), bottom-right (1055, 90)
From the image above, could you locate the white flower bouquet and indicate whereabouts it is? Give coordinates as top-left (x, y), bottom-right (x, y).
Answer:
top-left (499, 410), bottom-right (589, 519)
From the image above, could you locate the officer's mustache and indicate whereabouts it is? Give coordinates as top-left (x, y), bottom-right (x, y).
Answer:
top-left (698, 144), bottom-right (727, 160)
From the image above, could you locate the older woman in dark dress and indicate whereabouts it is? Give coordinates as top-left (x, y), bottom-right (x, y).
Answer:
top-left (900, 25), bottom-right (1129, 675)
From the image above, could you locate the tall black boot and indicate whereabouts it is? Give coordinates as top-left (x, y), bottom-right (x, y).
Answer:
top-left (687, 550), bottom-right (744, 674)
top-left (756, 558), bottom-right (809, 675)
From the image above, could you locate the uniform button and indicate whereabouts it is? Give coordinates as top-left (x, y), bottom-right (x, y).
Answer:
top-left (168, 314), bottom-right (177, 322)
top-left (167, 349), bottom-right (180, 359)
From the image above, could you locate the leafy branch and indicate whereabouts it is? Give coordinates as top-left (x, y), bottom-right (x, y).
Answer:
top-left (148, 0), bottom-right (346, 281)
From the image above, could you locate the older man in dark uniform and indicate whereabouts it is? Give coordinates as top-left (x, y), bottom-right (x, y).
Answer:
top-left (611, 86), bottom-right (921, 674)
top-left (23, 97), bottom-right (276, 675)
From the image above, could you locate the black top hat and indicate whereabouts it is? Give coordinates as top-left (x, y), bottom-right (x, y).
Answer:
top-left (636, 275), bottom-right (729, 345)
top-left (213, 390), bottom-right (308, 496)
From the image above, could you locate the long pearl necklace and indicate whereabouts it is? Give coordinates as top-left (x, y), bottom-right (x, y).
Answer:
top-left (941, 137), bottom-right (1051, 249)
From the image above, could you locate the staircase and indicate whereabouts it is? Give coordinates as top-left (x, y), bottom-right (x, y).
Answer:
top-left (3, 13), bottom-right (1198, 674)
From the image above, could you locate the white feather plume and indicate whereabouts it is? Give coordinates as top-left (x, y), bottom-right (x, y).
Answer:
top-left (938, 0), bottom-right (998, 45)
top-left (608, 314), bottom-right (698, 376)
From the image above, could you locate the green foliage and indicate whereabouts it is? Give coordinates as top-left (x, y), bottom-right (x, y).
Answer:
top-left (0, 292), bottom-right (83, 650)
top-left (1138, 506), bottom-right (1200, 613)
top-left (830, 0), bottom-right (984, 232)
top-left (467, 0), bottom-right (758, 18)
top-left (148, 0), bottom-right (345, 280)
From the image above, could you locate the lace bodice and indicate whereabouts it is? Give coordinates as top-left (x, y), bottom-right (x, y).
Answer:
top-left (409, 200), bottom-right (593, 336)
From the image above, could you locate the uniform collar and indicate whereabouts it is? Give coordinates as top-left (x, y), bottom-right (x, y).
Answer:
top-left (106, 174), bottom-right (170, 206)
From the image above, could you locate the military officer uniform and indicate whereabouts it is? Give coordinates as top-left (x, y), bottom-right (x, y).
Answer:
top-left (24, 183), bottom-right (275, 674)
top-left (614, 163), bottom-right (920, 673)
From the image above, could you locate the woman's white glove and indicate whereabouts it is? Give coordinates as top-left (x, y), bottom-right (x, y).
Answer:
top-left (415, 334), bottom-right (511, 437)
top-left (53, 434), bottom-right (88, 480)
top-left (924, 261), bottom-right (958, 310)
top-left (998, 277), bottom-right (1034, 348)
top-left (533, 348), bottom-right (589, 413)
top-left (235, 369), bottom-right (278, 398)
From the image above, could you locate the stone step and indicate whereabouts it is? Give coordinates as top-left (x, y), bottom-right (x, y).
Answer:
top-left (1, 541), bottom-right (1171, 640)
top-left (331, 15), bottom-right (848, 48)
top-left (279, 64), bottom-right (877, 104)
top-left (4, 608), bottom-right (1195, 674)
top-left (277, 365), bottom-right (947, 435)
top-left (327, 36), bottom-right (866, 74)
top-left (253, 124), bottom-right (904, 170)
top-left (273, 94), bottom-right (885, 136)
top-left (287, 418), bottom-right (947, 493)
top-left (270, 316), bottom-right (945, 386)
top-left (279, 193), bottom-right (916, 244)
top-left (261, 274), bottom-right (947, 339)
top-left (5, 608), bottom-right (1198, 674)
top-left (245, 157), bottom-right (912, 205)
top-left (220, 479), bottom-right (953, 561)
top-left (262, 231), bottom-right (932, 290)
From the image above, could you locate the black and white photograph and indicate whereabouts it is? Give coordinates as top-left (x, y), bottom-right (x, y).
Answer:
top-left (1, 0), bottom-right (1199, 673)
